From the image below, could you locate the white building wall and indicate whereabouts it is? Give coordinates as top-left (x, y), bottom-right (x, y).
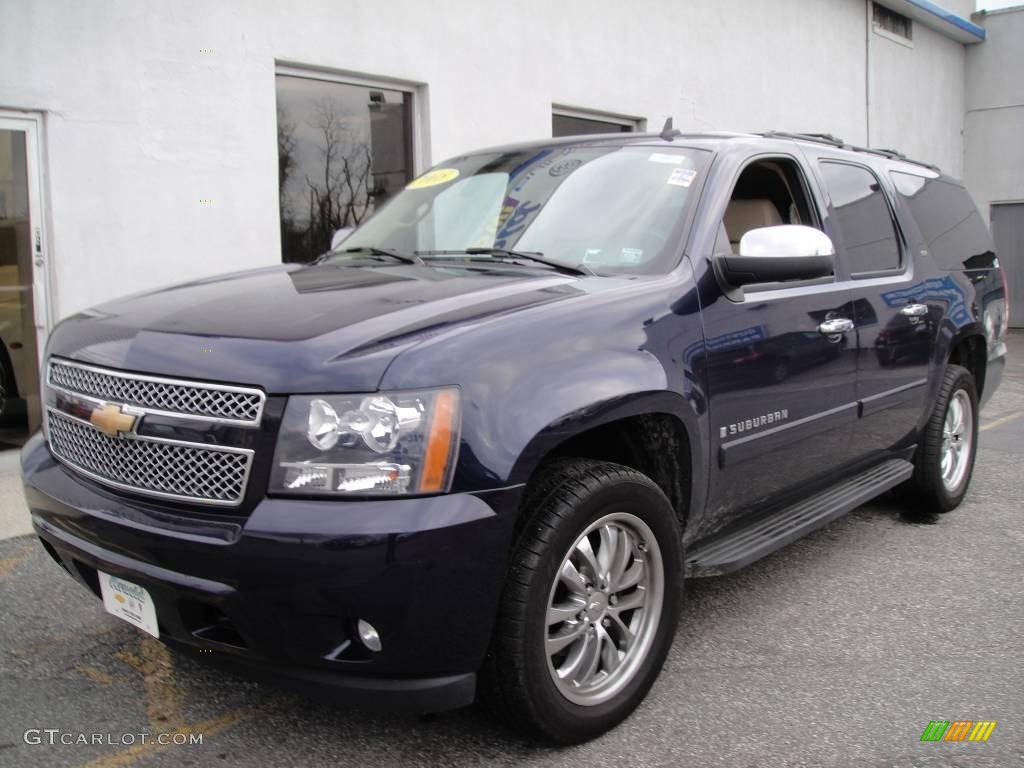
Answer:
top-left (964, 6), bottom-right (1024, 215)
top-left (0, 0), bottom-right (972, 321)
top-left (869, 19), bottom-right (966, 177)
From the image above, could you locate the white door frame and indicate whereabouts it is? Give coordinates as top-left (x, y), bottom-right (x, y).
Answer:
top-left (0, 110), bottom-right (52, 364)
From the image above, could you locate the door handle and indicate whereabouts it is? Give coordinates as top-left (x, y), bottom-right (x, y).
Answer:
top-left (900, 303), bottom-right (929, 317)
top-left (818, 318), bottom-right (855, 335)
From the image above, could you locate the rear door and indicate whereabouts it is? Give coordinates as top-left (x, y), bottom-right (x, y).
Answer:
top-left (807, 155), bottom-right (932, 459)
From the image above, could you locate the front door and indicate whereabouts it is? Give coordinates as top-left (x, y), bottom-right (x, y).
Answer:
top-left (693, 152), bottom-right (859, 538)
top-left (0, 113), bottom-right (50, 440)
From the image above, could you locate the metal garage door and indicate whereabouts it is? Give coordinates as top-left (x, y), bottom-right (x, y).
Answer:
top-left (992, 203), bottom-right (1024, 328)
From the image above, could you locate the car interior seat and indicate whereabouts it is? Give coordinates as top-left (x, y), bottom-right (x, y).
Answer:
top-left (722, 198), bottom-right (784, 251)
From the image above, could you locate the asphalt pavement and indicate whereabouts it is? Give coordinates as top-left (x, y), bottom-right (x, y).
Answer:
top-left (1, 335), bottom-right (1022, 768)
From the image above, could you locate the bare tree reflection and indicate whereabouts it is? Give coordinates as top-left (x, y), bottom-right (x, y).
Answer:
top-left (277, 76), bottom-right (415, 264)
top-left (277, 100), bottom-right (376, 263)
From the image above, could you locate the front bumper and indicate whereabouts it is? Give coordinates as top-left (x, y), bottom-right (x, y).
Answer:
top-left (21, 433), bottom-right (522, 712)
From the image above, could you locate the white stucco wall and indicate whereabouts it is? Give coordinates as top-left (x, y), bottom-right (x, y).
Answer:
top-left (964, 6), bottom-right (1024, 215)
top-left (0, 0), bottom-right (973, 323)
top-left (869, 18), bottom-right (966, 177)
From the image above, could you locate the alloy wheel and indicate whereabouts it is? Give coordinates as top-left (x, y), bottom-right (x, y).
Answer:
top-left (544, 512), bottom-right (664, 707)
top-left (940, 389), bottom-right (974, 492)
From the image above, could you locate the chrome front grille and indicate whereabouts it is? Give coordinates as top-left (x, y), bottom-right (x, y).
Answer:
top-left (47, 411), bottom-right (252, 505)
top-left (44, 358), bottom-right (262, 507)
top-left (48, 359), bottom-right (265, 425)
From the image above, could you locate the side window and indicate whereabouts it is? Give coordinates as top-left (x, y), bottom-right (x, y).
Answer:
top-left (890, 172), bottom-right (994, 269)
top-left (716, 157), bottom-right (820, 257)
top-left (819, 162), bottom-right (901, 274)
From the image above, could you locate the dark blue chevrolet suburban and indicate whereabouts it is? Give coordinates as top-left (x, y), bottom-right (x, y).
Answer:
top-left (22, 130), bottom-right (1008, 744)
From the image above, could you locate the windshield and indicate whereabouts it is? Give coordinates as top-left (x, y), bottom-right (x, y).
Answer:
top-left (339, 145), bottom-right (710, 274)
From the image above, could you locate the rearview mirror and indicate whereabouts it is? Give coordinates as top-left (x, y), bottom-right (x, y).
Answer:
top-left (717, 225), bottom-right (835, 286)
top-left (330, 228), bottom-right (354, 250)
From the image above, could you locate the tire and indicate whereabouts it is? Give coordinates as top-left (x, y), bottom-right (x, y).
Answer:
top-left (481, 458), bottom-right (683, 744)
top-left (902, 364), bottom-right (979, 513)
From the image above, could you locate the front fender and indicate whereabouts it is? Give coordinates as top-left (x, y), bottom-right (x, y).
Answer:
top-left (507, 388), bottom-right (701, 486)
top-left (506, 387), bottom-right (708, 529)
top-left (378, 272), bottom-right (709, 517)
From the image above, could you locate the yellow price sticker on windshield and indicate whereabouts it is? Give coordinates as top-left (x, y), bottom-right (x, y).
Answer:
top-left (406, 168), bottom-right (460, 189)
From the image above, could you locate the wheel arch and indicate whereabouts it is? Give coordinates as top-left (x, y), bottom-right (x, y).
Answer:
top-left (508, 391), bottom-right (706, 534)
top-left (946, 329), bottom-right (987, 399)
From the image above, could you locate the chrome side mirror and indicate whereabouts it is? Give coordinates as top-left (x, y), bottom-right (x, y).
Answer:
top-left (717, 225), bottom-right (835, 286)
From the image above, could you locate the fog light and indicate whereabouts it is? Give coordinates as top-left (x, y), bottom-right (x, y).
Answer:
top-left (357, 619), bottom-right (382, 652)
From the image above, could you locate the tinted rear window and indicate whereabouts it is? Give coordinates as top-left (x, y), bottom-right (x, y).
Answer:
top-left (890, 173), bottom-right (994, 270)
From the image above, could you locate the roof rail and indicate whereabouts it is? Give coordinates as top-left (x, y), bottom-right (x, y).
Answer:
top-left (758, 132), bottom-right (940, 172)
top-left (869, 147), bottom-right (907, 160)
top-left (762, 131), bottom-right (846, 148)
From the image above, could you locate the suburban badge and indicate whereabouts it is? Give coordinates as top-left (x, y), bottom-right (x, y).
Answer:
top-left (720, 409), bottom-right (789, 439)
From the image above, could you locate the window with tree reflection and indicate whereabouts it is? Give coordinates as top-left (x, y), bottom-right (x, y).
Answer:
top-left (276, 75), bottom-right (413, 263)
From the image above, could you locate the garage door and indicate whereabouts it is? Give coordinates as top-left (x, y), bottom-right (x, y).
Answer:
top-left (992, 203), bottom-right (1024, 328)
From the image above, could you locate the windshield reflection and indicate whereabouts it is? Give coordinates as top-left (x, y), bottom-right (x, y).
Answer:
top-left (340, 145), bottom-right (709, 275)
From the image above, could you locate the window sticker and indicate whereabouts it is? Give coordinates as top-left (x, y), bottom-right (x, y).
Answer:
top-left (548, 158), bottom-right (583, 177)
top-left (406, 168), bottom-right (460, 189)
top-left (667, 167), bottom-right (697, 187)
top-left (648, 153), bottom-right (685, 164)
top-left (620, 247), bottom-right (644, 264)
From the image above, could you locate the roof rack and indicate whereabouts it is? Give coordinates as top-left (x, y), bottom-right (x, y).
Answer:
top-left (870, 147), bottom-right (907, 160)
top-left (759, 131), bottom-right (940, 172)
top-left (762, 131), bottom-right (846, 147)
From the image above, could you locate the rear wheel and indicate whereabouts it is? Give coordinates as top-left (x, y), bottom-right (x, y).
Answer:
top-left (482, 459), bottom-right (683, 744)
top-left (903, 364), bottom-right (978, 512)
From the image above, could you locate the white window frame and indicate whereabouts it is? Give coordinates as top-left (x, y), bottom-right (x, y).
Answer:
top-left (275, 62), bottom-right (430, 174)
top-left (552, 104), bottom-right (646, 134)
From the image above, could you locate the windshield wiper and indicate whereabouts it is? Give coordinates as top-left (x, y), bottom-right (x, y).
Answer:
top-left (416, 248), bottom-right (594, 277)
top-left (320, 246), bottom-right (424, 265)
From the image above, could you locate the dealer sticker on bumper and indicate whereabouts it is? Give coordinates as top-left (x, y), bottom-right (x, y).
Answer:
top-left (98, 572), bottom-right (159, 638)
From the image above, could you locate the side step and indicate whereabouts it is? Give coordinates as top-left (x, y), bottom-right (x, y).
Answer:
top-left (686, 459), bottom-right (913, 577)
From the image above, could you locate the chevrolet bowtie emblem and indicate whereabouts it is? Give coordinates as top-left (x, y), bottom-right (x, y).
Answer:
top-left (89, 403), bottom-right (139, 437)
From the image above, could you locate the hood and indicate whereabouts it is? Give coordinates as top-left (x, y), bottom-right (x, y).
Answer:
top-left (46, 262), bottom-right (588, 393)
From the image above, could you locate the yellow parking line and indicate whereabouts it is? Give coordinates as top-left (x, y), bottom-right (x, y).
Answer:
top-left (980, 410), bottom-right (1024, 432)
top-left (78, 707), bottom-right (256, 768)
top-left (90, 636), bottom-right (282, 767)
top-left (0, 542), bottom-right (34, 579)
top-left (74, 665), bottom-right (115, 687)
top-left (114, 638), bottom-right (185, 728)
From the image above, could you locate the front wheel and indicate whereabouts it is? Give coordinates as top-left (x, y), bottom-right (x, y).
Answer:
top-left (903, 364), bottom-right (979, 512)
top-left (482, 459), bottom-right (683, 744)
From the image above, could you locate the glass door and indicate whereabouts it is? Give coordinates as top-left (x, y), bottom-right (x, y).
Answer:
top-left (0, 113), bottom-right (48, 444)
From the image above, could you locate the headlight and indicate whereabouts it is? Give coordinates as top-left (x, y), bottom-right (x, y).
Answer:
top-left (269, 388), bottom-right (460, 496)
